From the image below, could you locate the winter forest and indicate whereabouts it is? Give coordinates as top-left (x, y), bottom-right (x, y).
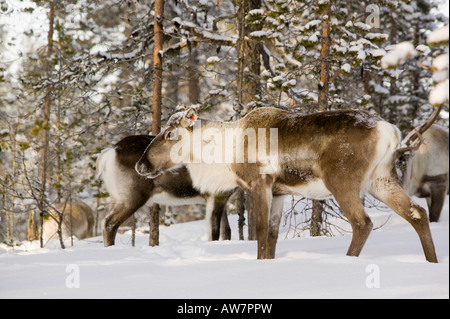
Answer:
top-left (0, 0), bottom-right (449, 299)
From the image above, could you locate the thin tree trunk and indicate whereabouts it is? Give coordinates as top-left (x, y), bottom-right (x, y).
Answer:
top-left (3, 185), bottom-right (10, 243)
top-left (58, 210), bottom-right (66, 249)
top-left (236, 189), bottom-right (245, 240)
top-left (409, 22), bottom-right (421, 131)
top-left (188, 44), bottom-right (200, 104)
top-left (310, 200), bottom-right (324, 237)
top-left (311, 1), bottom-right (332, 237)
top-left (40, 1), bottom-right (55, 248)
top-left (236, 2), bottom-right (250, 239)
top-left (318, 1), bottom-right (332, 110)
top-left (152, 0), bottom-right (164, 135)
top-left (27, 210), bottom-right (39, 241)
top-left (387, 14), bottom-right (398, 123)
top-left (131, 215), bottom-right (136, 247)
top-left (149, 0), bottom-right (164, 247)
top-left (56, 74), bottom-right (62, 204)
top-left (149, 204), bottom-right (159, 246)
top-left (236, 0), bottom-right (262, 240)
top-left (7, 121), bottom-right (17, 243)
top-left (236, 0), bottom-right (262, 114)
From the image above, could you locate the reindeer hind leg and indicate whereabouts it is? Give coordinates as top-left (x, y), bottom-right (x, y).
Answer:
top-left (103, 201), bottom-right (142, 247)
top-left (331, 190), bottom-right (373, 257)
top-left (370, 176), bottom-right (438, 263)
top-left (427, 177), bottom-right (448, 222)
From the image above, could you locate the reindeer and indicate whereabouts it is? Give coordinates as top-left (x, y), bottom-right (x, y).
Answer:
top-left (96, 135), bottom-right (231, 247)
top-left (397, 124), bottom-right (449, 223)
top-left (136, 107), bottom-right (438, 262)
top-left (35, 201), bottom-right (95, 242)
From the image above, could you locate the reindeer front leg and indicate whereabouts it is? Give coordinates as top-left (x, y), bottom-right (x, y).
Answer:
top-left (267, 195), bottom-right (284, 259)
top-left (205, 194), bottom-right (230, 241)
top-left (247, 177), bottom-right (274, 259)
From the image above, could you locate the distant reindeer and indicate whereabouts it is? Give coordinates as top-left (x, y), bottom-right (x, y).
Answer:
top-left (34, 201), bottom-right (95, 242)
top-left (96, 135), bottom-right (231, 247)
top-left (398, 124), bottom-right (449, 222)
top-left (136, 107), bottom-right (438, 262)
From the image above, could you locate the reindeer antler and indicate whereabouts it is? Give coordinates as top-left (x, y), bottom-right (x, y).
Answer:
top-left (397, 104), bottom-right (443, 154)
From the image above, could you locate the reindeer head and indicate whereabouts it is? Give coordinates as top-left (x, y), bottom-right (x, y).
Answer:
top-left (135, 108), bottom-right (198, 178)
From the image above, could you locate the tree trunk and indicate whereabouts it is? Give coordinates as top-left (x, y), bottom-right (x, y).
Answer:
top-left (7, 121), bottom-right (17, 243)
top-left (3, 185), bottom-right (11, 243)
top-left (188, 44), bottom-right (200, 104)
top-left (58, 211), bottom-right (66, 249)
top-left (39, 1), bottom-right (55, 248)
top-left (311, 1), bottom-right (332, 237)
top-left (409, 22), bottom-right (421, 131)
top-left (131, 215), bottom-right (136, 247)
top-left (310, 199), bottom-right (324, 237)
top-left (317, 1), bottom-right (332, 110)
top-left (236, 189), bottom-right (246, 240)
top-left (152, 0), bottom-right (164, 135)
top-left (236, 0), bottom-right (262, 240)
top-left (149, 204), bottom-right (160, 246)
top-left (387, 14), bottom-right (398, 124)
top-left (27, 211), bottom-right (39, 241)
top-left (236, 0), bottom-right (262, 115)
top-left (149, 0), bottom-right (164, 247)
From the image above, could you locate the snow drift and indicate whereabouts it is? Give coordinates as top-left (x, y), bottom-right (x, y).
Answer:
top-left (0, 196), bottom-right (448, 299)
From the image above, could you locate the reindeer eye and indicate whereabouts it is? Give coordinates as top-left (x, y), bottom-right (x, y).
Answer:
top-left (165, 129), bottom-right (178, 140)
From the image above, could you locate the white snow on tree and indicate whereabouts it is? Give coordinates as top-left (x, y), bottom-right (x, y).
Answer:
top-left (427, 25), bottom-right (449, 106)
top-left (381, 42), bottom-right (417, 69)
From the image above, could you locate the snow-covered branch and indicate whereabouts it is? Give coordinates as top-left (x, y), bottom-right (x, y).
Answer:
top-left (172, 17), bottom-right (236, 47)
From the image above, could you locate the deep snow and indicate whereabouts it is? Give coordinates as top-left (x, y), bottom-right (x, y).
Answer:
top-left (0, 196), bottom-right (448, 299)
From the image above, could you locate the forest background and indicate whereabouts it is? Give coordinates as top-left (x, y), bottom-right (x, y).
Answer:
top-left (0, 0), bottom-right (448, 245)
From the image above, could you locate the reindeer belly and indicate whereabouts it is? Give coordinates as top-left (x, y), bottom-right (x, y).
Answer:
top-left (275, 165), bottom-right (333, 199)
top-left (148, 180), bottom-right (205, 206)
top-left (187, 163), bottom-right (238, 194)
top-left (276, 179), bottom-right (332, 199)
top-left (147, 191), bottom-right (206, 206)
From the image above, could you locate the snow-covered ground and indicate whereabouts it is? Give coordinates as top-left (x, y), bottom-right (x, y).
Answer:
top-left (0, 196), bottom-right (448, 299)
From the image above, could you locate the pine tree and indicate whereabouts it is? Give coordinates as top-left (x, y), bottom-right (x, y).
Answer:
top-left (0, 0), bottom-right (448, 243)
top-left (149, 0), bottom-right (165, 247)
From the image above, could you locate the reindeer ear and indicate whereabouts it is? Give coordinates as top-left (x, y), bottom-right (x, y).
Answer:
top-left (180, 108), bottom-right (198, 128)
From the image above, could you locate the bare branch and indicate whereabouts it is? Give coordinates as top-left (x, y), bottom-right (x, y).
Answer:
top-left (172, 17), bottom-right (236, 47)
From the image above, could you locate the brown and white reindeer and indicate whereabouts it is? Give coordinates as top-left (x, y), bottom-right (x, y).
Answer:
top-left (96, 135), bottom-right (231, 247)
top-left (398, 124), bottom-right (449, 223)
top-left (34, 201), bottom-right (95, 242)
top-left (136, 107), bottom-right (438, 262)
